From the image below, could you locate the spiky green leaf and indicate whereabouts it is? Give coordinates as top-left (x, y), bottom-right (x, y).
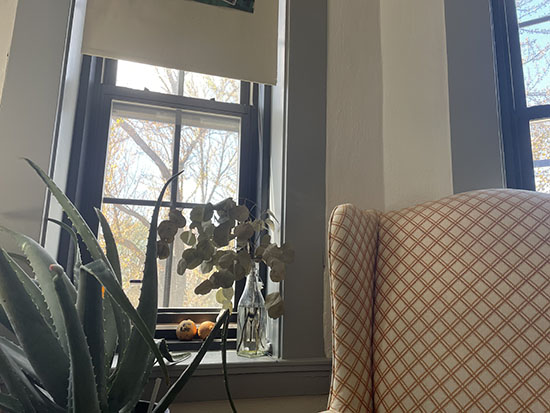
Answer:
top-left (0, 393), bottom-right (24, 413)
top-left (0, 249), bottom-right (69, 406)
top-left (107, 171), bottom-right (182, 411)
top-left (0, 226), bottom-right (74, 352)
top-left (82, 260), bottom-right (168, 381)
top-left (53, 274), bottom-right (100, 413)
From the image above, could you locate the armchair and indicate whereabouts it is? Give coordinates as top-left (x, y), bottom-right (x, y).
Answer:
top-left (326, 189), bottom-right (550, 412)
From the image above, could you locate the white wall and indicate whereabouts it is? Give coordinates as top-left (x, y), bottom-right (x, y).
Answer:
top-left (326, 0), bottom-right (453, 215)
top-left (0, 0), bottom-right (71, 246)
top-left (326, 0), bottom-right (384, 215)
top-left (380, 0), bottom-right (453, 211)
top-left (0, 0), bottom-right (18, 104)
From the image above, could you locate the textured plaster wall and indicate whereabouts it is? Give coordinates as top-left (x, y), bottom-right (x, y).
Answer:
top-left (326, 0), bottom-right (384, 215)
top-left (0, 0), bottom-right (71, 245)
top-left (380, 0), bottom-right (453, 211)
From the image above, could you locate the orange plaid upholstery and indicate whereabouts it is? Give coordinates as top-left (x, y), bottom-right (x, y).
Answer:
top-left (326, 204), bottom-right (379, 413)
top-left (326, 189), bottom-right (550, 413)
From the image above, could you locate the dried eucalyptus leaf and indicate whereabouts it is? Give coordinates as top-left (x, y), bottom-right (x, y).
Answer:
top-left (237, 249), bottom-right (252, 273)
top-left (182, 248), bottom-right (202, 269)
top-left (262, 244), bottom-right (283, 266)
top-left (264, 218), bottom-right (275, 232)
top-left (210, 270), bottom-right (234, 288)
top-left (200, 260), bottom-right (214, 274)
top-left (218, 251), bottom-right (237, 269)
top-left (251, 219), bottom-right (263, 232)
top-left (190, 203), bottom-right (214, 222)
top-left (265, 292), bottom-right (284, 319)
top-left (202, 221), bottom-right (215, 237)
top-left (228, 205), bottom-right (249, 222)
top-left (180, 230), bottom-right (196, 246)
top-left (157, 240), bottom-right (171, 259)
top-left (232, 263), bottom-right (246, 281)
top-left (195, 279), bottom-right (214, 295)
top-left (260, 234), bottom-right (271, 246)
top-left (234, 222), bottom-right (254, 241)
top-left (269, 259), bottom-right (286, 282)
top-left (215, 288), bottom-right (226, 304)
top-left (254, 245), bottom-right (266, 259)
top-left (281, 243), bottom-right (295, 264)
top-left (213, 220), bottom-right (234, 247)
top-left (222, 287), bottom-right (234, 300)
top-left (222, 300), bottom-right (233, 310)
top-left (158, 220), bottom-right (178, 242)
top-left (196, 239), bottom-right (215, 261)
top-left (169, 209), bottom-right (187, 228)
top-left (213, 198), bottom-right (237, 212)
top-left (177, 258), bottom-right (188, 275)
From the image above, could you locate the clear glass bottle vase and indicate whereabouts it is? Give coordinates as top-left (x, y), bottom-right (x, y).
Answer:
top-left (236, 269), bottom-right (269, 357)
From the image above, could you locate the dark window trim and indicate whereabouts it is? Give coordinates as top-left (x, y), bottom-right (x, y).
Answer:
top-left (59, 56), bottom-right (272, 323)
top-left (491, 0), bottom-right (537, 190)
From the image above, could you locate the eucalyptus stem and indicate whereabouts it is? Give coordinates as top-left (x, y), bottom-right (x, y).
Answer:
top-left (221, 313), bottom-right (237, 413)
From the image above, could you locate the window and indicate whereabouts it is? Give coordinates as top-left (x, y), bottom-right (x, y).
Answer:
top-left (492, 0), bottom-right (550, 192)
top-left (61, 57), bottom-right (268, 321)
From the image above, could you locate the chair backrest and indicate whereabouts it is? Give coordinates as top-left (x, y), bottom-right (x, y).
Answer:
top-left (327, 204), bottom-right (379, 413)
top-left (328, 189), bottom-right (550, 412)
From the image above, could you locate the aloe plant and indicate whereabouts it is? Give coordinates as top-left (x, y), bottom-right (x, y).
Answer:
top-left (0, 159), bottom-right (232, 413)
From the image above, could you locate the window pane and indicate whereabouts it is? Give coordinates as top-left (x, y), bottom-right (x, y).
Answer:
top-left (516, 0), bottom-right (550, 24)
top-left (105, 101), bottom-right (175, 201)
top-left (99, 204), bottom-right (169, 307)
top-left (178, 113), bottom-right (240, 204)
top-left (184, 72), bottom-right (240, 103)
top-left (529, 119), bottom-right (550, 192)
top-left (518, 19), bottom-right (550, 106)
top-left (116, 60), bottom-right (180, 95)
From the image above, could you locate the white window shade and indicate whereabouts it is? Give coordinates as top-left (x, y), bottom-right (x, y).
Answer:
top-left (82, 0), bottom-right (278, 85)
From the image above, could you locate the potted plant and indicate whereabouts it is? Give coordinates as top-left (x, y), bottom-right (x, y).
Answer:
top-left (0, 159), bottom-right (234, 412)
top-left (156, 198), bottom-right (294, 357)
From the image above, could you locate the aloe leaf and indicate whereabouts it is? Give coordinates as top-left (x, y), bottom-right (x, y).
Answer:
top-left (0, 249), bottom-right (69, 407)
top-left (103, 297), bottom-right (118, 373)
top-left (4, 253), bottom-right (53, 333)
top-left (0, 393), bottom-right (24, 413)
top-left (52, 273), bottom-right (100, 413)
top-left (0, 303), bottom-right (13, 333)
top-left (47, 218), bottom-right (81, 289)
top-left (0, 340), bottom-right (63, 412)
top-left (0, 345), bottom-right (35, 412)
top-left (81, 259), bottom-right (168, 381)
top-left (95, 208), bottom-right (122, 283)
top-left (0, 226), bottom-right (74, 351)
top-left (152, 310), bottom-right (230, 413)
top-left (76, 267), bottom-right (107, 411)
top-left (95, 208), bottom-right (125, 373)
top-left (107, 172), bottom-right (182, 411)
top-left (0, 336), bottom-right (40, 384)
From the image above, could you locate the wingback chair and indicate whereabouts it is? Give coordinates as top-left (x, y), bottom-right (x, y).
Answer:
top-left (326, 189), bottom-right (550, 412)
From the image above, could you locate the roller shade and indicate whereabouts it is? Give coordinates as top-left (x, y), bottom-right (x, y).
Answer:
top-left (81, 0), bottom-right (278, 85)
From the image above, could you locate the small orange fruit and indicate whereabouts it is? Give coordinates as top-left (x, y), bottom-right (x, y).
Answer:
top-left (198, 321), bottom-right (215, 340)
top-left (176, 320), bottom-right (197, 340)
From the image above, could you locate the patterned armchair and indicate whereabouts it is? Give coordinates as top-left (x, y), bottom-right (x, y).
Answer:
top-left (325, 189), bottom-right (550, 412)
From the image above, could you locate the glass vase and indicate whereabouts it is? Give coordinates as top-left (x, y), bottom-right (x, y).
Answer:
top-left (236, 269), bottom-right (269, 357)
